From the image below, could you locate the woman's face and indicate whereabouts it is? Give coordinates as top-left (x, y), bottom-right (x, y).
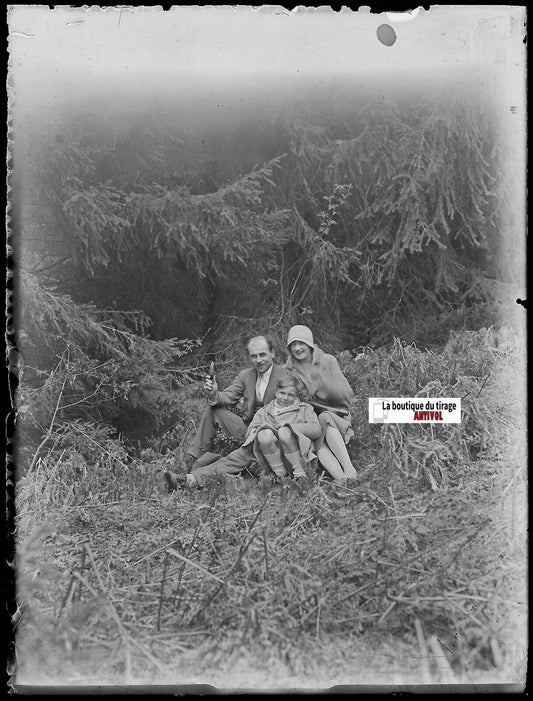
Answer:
top-left (289, 341), bottom-right (313, 362)
top-left (275, 385), bottom-right (299, 407)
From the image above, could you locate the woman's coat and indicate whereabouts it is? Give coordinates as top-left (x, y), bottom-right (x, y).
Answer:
top-left (284, 346), bottom-right (355, 445)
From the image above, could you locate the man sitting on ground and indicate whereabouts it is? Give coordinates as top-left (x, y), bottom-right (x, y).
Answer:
top-left (168, 374), bottom-right (321, 490)
top-left (164, 335), bottom-right (288, 489)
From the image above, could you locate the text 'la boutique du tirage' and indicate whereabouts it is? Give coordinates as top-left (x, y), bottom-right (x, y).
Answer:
top-left (368, 398), bottom-right (462, 424)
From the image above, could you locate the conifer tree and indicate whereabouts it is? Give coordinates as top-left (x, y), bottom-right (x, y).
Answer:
top-left (15, 78), bottom-right (506, 450)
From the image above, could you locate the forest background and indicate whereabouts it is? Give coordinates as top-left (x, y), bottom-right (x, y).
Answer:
top-left (8, 6), bottom-right (527, 690)
top-left (13, 72), bottom-right (523, 446)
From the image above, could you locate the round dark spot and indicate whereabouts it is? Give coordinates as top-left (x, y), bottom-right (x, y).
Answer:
top-left (377, 24), bottom-right (397, 46)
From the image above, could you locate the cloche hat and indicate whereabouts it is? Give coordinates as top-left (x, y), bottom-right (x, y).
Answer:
top-left (286, 325), bottom-right (316, 350)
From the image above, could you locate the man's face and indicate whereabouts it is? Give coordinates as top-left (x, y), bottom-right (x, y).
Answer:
top-left (247, 337), bottom-right (275, 374)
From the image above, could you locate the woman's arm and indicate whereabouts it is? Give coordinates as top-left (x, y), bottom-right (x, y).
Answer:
top-left (310, 355), bottom-right (354, 412)
top-left (327, 355), bottom-right (354, 397)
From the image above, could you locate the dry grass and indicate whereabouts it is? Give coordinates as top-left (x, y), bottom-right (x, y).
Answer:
top-left (12, 327), bottom-right (527, 690)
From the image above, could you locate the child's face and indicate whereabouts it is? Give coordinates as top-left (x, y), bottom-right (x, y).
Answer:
top-left (275, 386), bottom-right (298, 407)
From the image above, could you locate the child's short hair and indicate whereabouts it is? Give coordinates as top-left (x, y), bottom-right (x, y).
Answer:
top-left (275, 374), bottom-right (304, 398)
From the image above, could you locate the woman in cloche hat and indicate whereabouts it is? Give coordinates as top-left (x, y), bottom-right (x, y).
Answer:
top-left (284, 325), bottom-right (358, 482)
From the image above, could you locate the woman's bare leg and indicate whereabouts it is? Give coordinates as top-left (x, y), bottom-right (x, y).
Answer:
top-left (318, 415), bottom-right (357, 478)
top-left (317, 446), bottom-right (346, 480)
top-left (324, 426), bottom-right (358, 478)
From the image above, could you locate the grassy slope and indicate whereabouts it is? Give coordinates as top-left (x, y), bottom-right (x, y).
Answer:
top-left (13, 328), bottom-right (527, 690)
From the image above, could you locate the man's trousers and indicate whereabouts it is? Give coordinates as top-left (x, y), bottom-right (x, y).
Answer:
top-left (190, 445), bottom-right (256, 487)
top-left (187, 406), bottom-right (248, 460)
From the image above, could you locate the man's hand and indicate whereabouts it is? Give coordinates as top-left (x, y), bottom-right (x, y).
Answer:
top-left (204, 376), bottom-right (218, 402)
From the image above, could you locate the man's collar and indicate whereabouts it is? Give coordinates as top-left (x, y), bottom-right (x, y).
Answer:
top-left (257, 364), bottom-right (274, 379)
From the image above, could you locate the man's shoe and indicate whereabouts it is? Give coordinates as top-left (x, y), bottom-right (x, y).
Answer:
top-left (163, 470), bottom-right (187, 492)
top-left (184, 455), bottom-right (196, 473)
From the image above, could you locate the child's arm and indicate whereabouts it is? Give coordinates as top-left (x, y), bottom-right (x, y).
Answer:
top-left (242, 407), bottom-right (274, 446)
top-left (281, 404), bottom-right (322, 440)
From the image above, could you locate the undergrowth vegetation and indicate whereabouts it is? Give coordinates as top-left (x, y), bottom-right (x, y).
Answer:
top-left (13, 327), bottom-right (527, 688)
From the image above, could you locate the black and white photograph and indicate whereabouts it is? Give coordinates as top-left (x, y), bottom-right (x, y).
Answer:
top-left (6, 5), bottom-right (527, 692)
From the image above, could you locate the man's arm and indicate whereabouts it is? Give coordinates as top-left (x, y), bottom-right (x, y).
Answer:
top-left (210, 369), bottom-right (248, 408)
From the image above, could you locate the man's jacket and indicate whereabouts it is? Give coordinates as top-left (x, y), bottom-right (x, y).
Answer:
top-left (213, 363), bottom-right (289, 421)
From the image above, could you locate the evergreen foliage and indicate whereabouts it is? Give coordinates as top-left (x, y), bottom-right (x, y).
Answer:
top-left (16, 271), bottom-right (198, 461)
top-left (14, 77), bottom-right (511, 445)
